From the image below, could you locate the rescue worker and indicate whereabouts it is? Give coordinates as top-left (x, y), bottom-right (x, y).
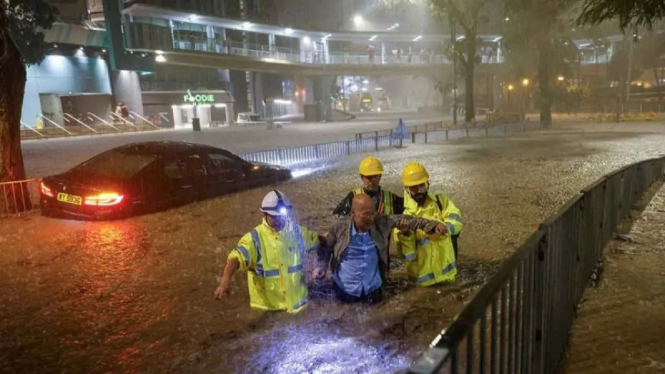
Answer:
top-left (314, 193), bottom-right (447, 304)
top-left (214, 190), bottom-right (320, 313)
top-left (395, 162), bottom-right (463, 286)
top-left (333, 157), bottom-right (404, 217)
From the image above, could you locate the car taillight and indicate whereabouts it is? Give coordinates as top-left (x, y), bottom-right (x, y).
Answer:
top-left (40, 181), bottom-right (54, 197)
top-left (84, 192), bottom-right (124, 206)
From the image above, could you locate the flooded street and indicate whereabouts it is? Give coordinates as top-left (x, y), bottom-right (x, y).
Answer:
top-left (2, 127), bottom-right (665, 374)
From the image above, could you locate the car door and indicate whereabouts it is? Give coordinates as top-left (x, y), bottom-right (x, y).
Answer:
top-left (164, 153), bottom-right (208, 206)
top-left (202, 150), bottom-right (251, 198)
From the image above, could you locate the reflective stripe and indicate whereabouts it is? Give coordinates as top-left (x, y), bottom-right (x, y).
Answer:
top-left (255, 266), bottom-right (279, 277)
top-left (442, 261), bottom-right (457, 275)
top-left (416, 273), bottom-right (435, 283)
top-left (264, 269), bottom-right (280, 277)
top-left (417, 238), bottom-right (430, 247)
top-left (353, 188), bottom-right (363, 195)
top-left (288, 264), bottom-right (303, 273)
top-left (250, 229), bottom-right (262, 265)
top-left (382, 190), bottom-right (393, 214)
top-left (237, 246), bottom-right (250, 266)
top-left (445, 222), bottom-right (456, 235)
top-left (448, 213), bottom-right (462, 222)
top-left (404, 252), bottom-right (416, 261)
top-left (293, 297), bottom-right (308, 310)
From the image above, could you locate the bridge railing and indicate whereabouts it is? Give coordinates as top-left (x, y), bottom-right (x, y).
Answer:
top-left (407, 157), bottom-right (665, 374)
top-left (168, 37), bottom-right (507, 66)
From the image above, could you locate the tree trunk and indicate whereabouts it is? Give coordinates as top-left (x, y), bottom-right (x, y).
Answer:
top-left (464, 35), bottom-right (476, 123)
top-left (537, 37), bottom-right (553, 128)
top-left (653, 67), bottom-right (663, 105)
top-left (0, 9), bottom-right (31, 213)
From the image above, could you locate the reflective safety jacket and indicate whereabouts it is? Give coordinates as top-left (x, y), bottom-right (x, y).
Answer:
top-left (395, 191), bottom-right (463, 286)
top-left (228, 219), bottom-right (319, 313)
top-left (353, 188), bottom-right (396, 215)
top-left (332, 188), bottom-right (404, 217)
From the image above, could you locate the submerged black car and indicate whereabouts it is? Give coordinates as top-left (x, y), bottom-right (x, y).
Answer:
top-left (39, 141), bottom-right (292, 220)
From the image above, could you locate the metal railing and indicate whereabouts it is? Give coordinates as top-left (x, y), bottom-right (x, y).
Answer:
top-left (63, 113), bottom-right (98, 133)
top-left (239, 134), bottom-right (398, 166)
top-left (239, 121), bottom-right (544, 167)
top-left (38, 114), bottom-right (72, 135)
top-left (408, 156), bottom-right (665, 374)
top-left (129, 111), bottom-right (161, 129)
top-left (168, 36), bottom-right (501, 66)
top-left (20, 121), bottom-right (44, 137)
top-left (0, 179), bottom-right (39, 218)
top-left (20, 112), bottom-right (166, 141)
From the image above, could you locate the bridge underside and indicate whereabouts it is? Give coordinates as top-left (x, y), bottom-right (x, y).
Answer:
top-left (142, 49), bottom-right (506, 77)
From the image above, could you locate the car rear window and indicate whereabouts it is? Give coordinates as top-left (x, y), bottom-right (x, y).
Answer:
top-left (73, 150), bottom-right (156, 178)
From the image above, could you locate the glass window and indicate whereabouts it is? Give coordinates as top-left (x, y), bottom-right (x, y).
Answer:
top-left (73, 150), bottom-right (156, 179)
top-left (207, 152), bottom-right (244, 174)
top-left (165, 155), bottom-right (207, 179)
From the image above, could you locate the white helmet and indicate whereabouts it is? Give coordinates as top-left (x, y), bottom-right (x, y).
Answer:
top-left (260, 190), bottom-right (292, 216)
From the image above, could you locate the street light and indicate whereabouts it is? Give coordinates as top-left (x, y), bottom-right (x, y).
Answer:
top-left (507, 84), bottom-right (514, 91)
top-left (557, 75), bottom-right (565, 82)
top-left (521, 79), bottom-right (530, 120)
top-left (353, 15), bottom-right (364, 26)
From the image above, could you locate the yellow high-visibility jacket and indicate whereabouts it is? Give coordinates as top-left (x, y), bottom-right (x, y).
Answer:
top-left (353, 188), bottom-right (396, 214)
top-left (395, 191), bottom-right (463, 286)
top-left (228, 219), bottom-right (319, 313)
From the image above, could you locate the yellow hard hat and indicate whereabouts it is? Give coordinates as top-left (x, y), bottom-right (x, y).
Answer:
top-left (402, 162), bottom-right (430, 186)
top-left (359, 157), bottom-right (384, 176)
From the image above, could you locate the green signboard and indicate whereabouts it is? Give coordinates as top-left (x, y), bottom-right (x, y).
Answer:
top-left (184, 93), bottom-right (216, 104)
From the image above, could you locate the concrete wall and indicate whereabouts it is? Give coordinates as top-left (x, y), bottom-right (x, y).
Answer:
top-left (110, 70), bottom-right (145, 116)
top-left (21, 54), bottom-right (112, 127)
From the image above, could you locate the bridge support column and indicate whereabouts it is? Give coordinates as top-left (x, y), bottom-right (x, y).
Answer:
top-left (311, 76), bottom-right (335, 122)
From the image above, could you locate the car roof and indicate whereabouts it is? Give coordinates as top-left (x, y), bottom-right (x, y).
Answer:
top-left (113, 141), bottom-right (225, 157)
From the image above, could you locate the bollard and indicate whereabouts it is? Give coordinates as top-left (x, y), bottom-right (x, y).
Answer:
top-left (425, 130), bottom-right (428, 144)
top-left (446, 130), bottom-right (449, 140)
top-left (466, 128), bottom-right (469, 138)
top-left (375, 131), bottom-right (379, 151)
top-left (485, 127), bottom-right (489, 137)
top-left (390, 129), bottom-right (394, 147)
top-left (412, 132), bottom-right (416, 144)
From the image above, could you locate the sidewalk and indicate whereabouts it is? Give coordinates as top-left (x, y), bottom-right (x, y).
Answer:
top-left (562, 183), bottom-right (665, 374)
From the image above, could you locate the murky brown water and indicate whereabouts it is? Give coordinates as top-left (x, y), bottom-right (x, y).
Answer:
top-left (1, 128), bottom-right (665, 374)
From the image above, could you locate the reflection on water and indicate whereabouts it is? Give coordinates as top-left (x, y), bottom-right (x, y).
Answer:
top-left (242, 324), bottom-right (409, 374)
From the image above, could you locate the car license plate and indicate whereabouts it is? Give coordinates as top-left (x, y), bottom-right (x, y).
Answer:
top-left (57, 192), bottom-right (82, 206)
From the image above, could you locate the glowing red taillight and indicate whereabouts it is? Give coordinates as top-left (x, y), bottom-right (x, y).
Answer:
top-left (40, 181), bottom-right (54, 198)
top-left (84, 192), bottom-right (124, 206)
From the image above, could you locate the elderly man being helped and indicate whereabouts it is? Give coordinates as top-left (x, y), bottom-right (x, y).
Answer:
top-left (314, 194), bottom-right (447, 304)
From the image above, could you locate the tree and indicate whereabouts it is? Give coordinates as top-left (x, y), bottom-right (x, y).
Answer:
top-left (577, 0), bottom-right (665, 31)
top-left (634, 32), bottom-right (665, 103)
top-left (0, 0), bottom-right (57, 211)
top-left (503, 0), bottom-right (578, 127)
top-left (385, 0), bottom-right (489, 123)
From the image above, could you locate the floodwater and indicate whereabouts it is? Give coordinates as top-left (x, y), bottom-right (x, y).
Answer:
top-left (1, 127), bottom-right (665, 374)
